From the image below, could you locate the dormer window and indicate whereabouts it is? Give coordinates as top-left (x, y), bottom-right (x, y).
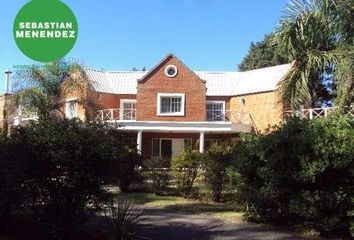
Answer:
top-left (157, 93), bottom-right (185, 116)
top-left (165, 65), bottom-right (177, 78)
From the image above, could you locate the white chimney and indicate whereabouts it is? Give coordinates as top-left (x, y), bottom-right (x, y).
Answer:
top-left (4, 69), bottom-right (12, 94)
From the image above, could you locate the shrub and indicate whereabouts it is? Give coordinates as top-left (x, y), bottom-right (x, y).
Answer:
top-left (0, 130), bottom-right (30, 228)
top-left (106, 131), bottom-right (142, 192)
top-left (104, 199), bottom-right (141, 240)
top-left (234, 114), bottom-right (354, 237)
top-left (202, 143), bottom-right (232, 202)
top-left (117, 148), bottom-right (142, 192)
top-left (143, 157), bottom-right (171, 195)
top-left (171, 150), bottom-right (201, 197)
top-left (0, 119), bottom-right (139, 239)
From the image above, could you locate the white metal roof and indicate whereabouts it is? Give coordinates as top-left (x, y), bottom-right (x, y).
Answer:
top-left (84, 63), bottom-right (291, 96)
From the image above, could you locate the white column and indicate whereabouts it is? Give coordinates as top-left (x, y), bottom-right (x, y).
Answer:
top-left (137, 130), bottom-right (142, 154)
top-left (199, 131), bottom-right (205, 153)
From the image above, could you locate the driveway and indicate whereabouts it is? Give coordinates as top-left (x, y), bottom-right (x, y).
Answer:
top-left (136, 207), bottom-right (304, 240)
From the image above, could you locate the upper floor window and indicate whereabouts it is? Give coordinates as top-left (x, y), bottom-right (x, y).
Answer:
top-left (120, 99), bottom-right (136, 120)
top-left (165, 65), bottom-right (178, 78)
top-left (157, 93), bottom-right (185, 116)
top-left (206, 101), bottom-right (225, 121)
top-left (66, 99), bottom-right (78, 119)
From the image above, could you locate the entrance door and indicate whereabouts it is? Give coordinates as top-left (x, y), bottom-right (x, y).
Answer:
top-left (160, 139), bottom-right (172, 159)
top-left (172, 139), bottom-right (184, 159)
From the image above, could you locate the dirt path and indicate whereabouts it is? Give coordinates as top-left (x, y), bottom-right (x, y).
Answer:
top-left (136, 207), bottom-right (304, 240)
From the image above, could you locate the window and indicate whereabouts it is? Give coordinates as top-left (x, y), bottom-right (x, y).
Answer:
top-left (206, 101), bottom-right (225, 121)
top-left (152, 139), bottom-right (160, 157)
top-left (165, 65), bottom-right (178, 77)
top-left (120, 99), bottom-right (136, 120)
top-left (152, 138), bottom-right (172, 159)
top-left (66, 99), bottom-right (78, 119)
top-left (157, 93), bottom-right (185, 116)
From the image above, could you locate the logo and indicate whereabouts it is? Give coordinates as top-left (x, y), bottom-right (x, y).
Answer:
top-left (13, 0), bottom-right (78, 62)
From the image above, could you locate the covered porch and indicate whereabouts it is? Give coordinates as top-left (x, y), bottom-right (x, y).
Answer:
top-left (113, 121), bottom-right (253, 159)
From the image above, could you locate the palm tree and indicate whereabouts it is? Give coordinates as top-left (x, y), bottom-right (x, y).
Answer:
top-left (275, 0), bottom-right (353, 109)
top-left (13, 60), bottom-right (96, 120)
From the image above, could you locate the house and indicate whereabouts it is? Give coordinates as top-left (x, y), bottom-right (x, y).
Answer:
top-left (65, 54), bottom-right (291, 159)
top-left (4, 54), bottom-right (292, 159)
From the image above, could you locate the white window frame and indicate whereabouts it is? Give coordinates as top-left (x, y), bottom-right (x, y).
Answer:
top-left (65, 98), bottom-right (78, 119)
top-left (120, 99), bottom-right (137, 121)
top-left (206, 100), bottom-right (225, 121)
top-left (157, 93), bottom-right (185, 116)
top-left (165, 65), bottom-right (178, 78)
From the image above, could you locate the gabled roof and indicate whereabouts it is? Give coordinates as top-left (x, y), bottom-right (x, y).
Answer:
top-left (137, 53), bottom-right (205, 83)
top-left (84, 63), bottom-right (292, 96)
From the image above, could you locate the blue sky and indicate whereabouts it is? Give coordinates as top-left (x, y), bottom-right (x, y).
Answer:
top-left (0, 0), bottom-right (288, 93)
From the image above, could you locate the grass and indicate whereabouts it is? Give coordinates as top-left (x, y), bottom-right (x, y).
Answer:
top-left (115, 192), bottom-right (244, 223)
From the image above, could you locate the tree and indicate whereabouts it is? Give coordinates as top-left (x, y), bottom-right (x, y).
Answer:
top-left (275, 0), bottom-right (354, 109)
top-left (238, 34), bottom-right (288, 71)
top-left (13, 60), bottom-right (96, 120)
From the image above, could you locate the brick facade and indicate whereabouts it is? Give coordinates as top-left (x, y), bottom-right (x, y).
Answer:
top-left (5, 54), bottom-right (287, 159)
top-left (230, 91), bottom-right (283, 133)
top-left (206, 96), bottom-right (231, 111)
top-left (136, 55), bottom-right (207, 121)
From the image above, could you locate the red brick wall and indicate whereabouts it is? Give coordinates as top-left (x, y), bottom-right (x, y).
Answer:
top-left (136, 55), bottom-right (207, 121)
top-left (206, 96), bottom-right (231, 110)
top-left (88, 91), bottom-right (136, 109)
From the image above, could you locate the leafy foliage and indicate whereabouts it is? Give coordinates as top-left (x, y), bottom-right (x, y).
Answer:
top-left (171, 150), bottom-right (202, 197)
top-left (143, 157), bottom-right (171, 195)
top-left (275, 0), bottom-right (354, 109)
top-left (0, 130), bottom-right (29, 227)
top-left (233, 114), bottom-right (354, 237)
top-left (203, 143), bottom-right (232, 202)
top-left (12, 60), bottom-right (98, 120)
top-left (104, 199), bottom-right (141, 240)
top-left (238, 34), bottom-right (288, 71)
top-left (106, 131), bottom-right (142, 192)
top-left (0, 119), bottom-right (141, 239)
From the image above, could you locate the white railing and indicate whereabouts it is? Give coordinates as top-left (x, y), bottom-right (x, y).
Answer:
top-left (96, 108), bottom-right (136, 121)
top-left (206, 110), bottom-right (252, 124)
top-left (97, 109), bottom-right (253, 123)
top-left (283, 106), bottom-right (354, 120)
top-left (206, 110), bottom-right (257, 130)
top-left (97, 108), bottom-right (256, 130)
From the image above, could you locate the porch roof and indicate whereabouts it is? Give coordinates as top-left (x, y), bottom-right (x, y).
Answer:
top-left (107, 121), bottom-right (253, 133)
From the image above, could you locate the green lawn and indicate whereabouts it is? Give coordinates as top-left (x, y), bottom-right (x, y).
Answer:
top-left (115, 192), bottom-right (244, 223)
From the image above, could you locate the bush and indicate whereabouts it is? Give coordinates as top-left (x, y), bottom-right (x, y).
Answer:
top-left (234, 114), bottom-right (354, 237)
top-left (143, 157), bottom-right (171, 195)
top-left (0, 130), bottom-right (30, 228)
top-left (106, 130), bottom-right (142, 192)
top-left (104, 199), bottom-right (141, 240)
top-left (0, 119), bottom-right (140, 239)
top-left (171, 150), bottom-right (201, 197)
top-left (202, 143), bottom-right (232, 202)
